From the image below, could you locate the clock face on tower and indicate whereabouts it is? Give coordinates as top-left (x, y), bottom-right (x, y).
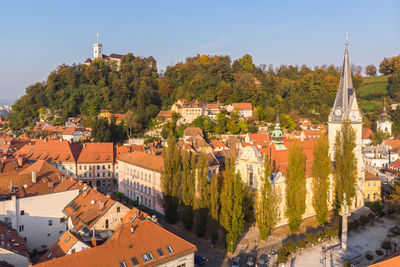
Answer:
top-left (335, 109), bottom-right (342, 116)
top-left (350, 111), bottom-right (358, 121)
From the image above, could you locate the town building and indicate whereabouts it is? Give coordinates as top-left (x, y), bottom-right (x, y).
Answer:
top-left (98, 110), bottom-right (125, 125)
top-left (24, 139), bottom-right (81, 178)
top-left (63, 187), bottom-right (130, 237)
top-left (84, 37), bottom-right (124, 69)
top-left (65, 117), bottom-right (82, 128)
top-left (36, 230), bottom-right (91, 264)
top-left (231, 103), bottom-right (253, 118)
top-left (205, 103), bottom-right (223, 120)
top-left (76, 142), bottom-right (116, 192)
top-left (0, 221), bottom-right (30, 267)
top-left (0, 160), bottom-right (83, 252)
top-left (327, 41), bottom-right (365, 210)
top-left (364, 172), bottom-right (381, 202)
top-left (118, 151), bottom-right (164, 215)
top-left (377, 101), bottom-right (392, 135)
top-left (180, 101), bottom-right (205, 124)
top-left (362, 128), bottom-right (373, 147)
top-left (34, 218), bottom-right (197, 267)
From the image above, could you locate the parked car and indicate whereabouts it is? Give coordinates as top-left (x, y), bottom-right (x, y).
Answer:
top-left (256, 255), bottom-right (268, 267)
top-left (245, 255), bottom-right (255, 267)
top-left (195, 255), bottom-right (206, 265)
top-left (232, 257), bottom-right (241, 267)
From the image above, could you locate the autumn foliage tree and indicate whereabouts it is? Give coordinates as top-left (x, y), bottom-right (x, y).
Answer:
top-left (334, 119), bottom-right (357, 209)
top-left (161, 131), bottom-right (182, 223)
top-left (256, 156), bottom-right (279, 240)
top-left (285, 140), bottom-right (306, 232)
top-left (311, 134), bottom-right (331, 225)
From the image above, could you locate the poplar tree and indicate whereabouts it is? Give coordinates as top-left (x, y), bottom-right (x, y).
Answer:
top-left (194, 153), bottom-right (210, 237)
top-left (161, 131), bottom-right (182, 223)
top-left (256, 155), bottom-right (278, 240)
top-left (181, 150), bottom-right (195, 231)
top-left (285, 140), bottom-right (306, 232)
top-left (221, 157), bottom-right (244, 253)
top-left (334, 118), bottom-right (357, 209)
top-left (209, 175), bottom-right (220, 245)
top-left (312, 134), bottom-right (331, 225)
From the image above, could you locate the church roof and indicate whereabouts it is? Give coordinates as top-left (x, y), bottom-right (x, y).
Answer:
top-left (330, 40), bottom-right (360, 120)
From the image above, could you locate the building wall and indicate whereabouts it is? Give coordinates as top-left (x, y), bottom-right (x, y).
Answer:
top-left (181, 107), bottom-right (204, 124)
top-left (236, 145), bottom-right (335, 227)
top-left (0, 190), bottom-right (80, 252)
top-left (0, 248), bottom-right (30, 267)
top-left (52, 162), bottom-right (77, 179)
top-left (117, 160), bottom-right (163, 215)
top-left (377, 120), bottom-right (392, 135)
top-left (76, 162), bottom-right (115, 190)
top-left (365, 180), bottom-right (381, 202)
top-left (155, 252), bottom-right (195, 267)
top-left (93, 202), bottom-right (130, 231)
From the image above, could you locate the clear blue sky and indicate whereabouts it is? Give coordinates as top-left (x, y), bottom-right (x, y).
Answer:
top-left (0, 0), bottom-right (399, 101)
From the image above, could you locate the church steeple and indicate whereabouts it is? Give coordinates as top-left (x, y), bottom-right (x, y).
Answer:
top-left (271, 109), bottom-right (286, 150)
top-left (329, 35), bottom-right (361, 123)
top-left (380, 98), bottom-right (389, 121)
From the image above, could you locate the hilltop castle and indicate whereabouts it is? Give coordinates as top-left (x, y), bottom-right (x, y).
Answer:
top-left (84, 34), bottom-right (124, 68)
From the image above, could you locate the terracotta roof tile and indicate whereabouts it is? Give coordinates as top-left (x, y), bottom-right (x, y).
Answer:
top-left (118, 151), bottom-right (164, 172)
top-left (363, 128), bottom-right (373, 139)
top-left (0, 221), bottom-right (28, 258)
top-left (25, 139), bottom-right (81, 163)
top-left (233, 103), bottom-right (252, 110)
top-left (34, 219), bottom-right (196, 267)
top-left (77, 143), bottom-right (114, 163)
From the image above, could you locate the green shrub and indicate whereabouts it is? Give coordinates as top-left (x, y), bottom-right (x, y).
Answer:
top-left (297, 239), bottom-right (306, 249)
top-left (317, 231), bottom-right (325, 240)
top-left (305, 233), bottom-right (318, 245)
top-left (325, 226), bottom-right (338, 237)
top-left (365, 253), bottom-right (373, 261)
top-left (283, 240), bottom-right (296, 253)
top-left (375, 249), bottom-right (384, 256)
top-left (277, 247), bottom-right (289, 263)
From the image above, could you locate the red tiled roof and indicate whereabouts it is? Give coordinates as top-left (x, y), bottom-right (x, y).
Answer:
top-left (233, 103), bottom-right (252, 110)
top-left (299, 118), bottom-right (312, 126)
top-left (183, 127), bottom-right (203, 137)
top-left (25, 139), bottom-right (81, 163)
top-left (0, 221), bottom-right (28, 258)
top-left (34, 219), bottom-right (197, 267)
top-left (37, 230), bottom-right (90, 264)
top-left (63, 187), bottom-right (117, 231)
top-left (77, 143), bottom-right (114, 163)
top-left (369, 255), bottom-right (400, 267)
top-left (384, 139), bottom-right (400, 149)
top-left (210, 139), bottom-right (228, 149)
top-left (363, 128), bottom-right (373, 139)
top-left (118, 151), bottom-right (164, 172)
top-left (247, 133), bottom-right (270, 147)
top-left (0, 160), bottom-right (82, 198)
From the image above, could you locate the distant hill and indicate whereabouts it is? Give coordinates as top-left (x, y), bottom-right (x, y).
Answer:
top-left (359, 75), bottom-right (389, 98)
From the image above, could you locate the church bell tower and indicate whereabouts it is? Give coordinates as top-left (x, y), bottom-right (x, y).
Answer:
top-left (328, 36), bottom-right (364, 209)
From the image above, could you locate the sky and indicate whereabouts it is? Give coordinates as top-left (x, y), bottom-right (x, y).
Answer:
top-left (0, 0), bottom-right (399, 102)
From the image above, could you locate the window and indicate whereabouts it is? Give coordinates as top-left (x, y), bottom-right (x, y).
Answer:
top-left (166, 245), bottom-right (173, 253)
top-left (103, 172), bottom-right (105, 177)
top-left (48, 220), bottom-right (53, 226)
top-left (131, 257), bottom-right (139, 266)
top-left (142, 252), bottom-right (154, 262)
top-left (84, 165), bottom-right (87, 170)
top-left (97, 165), bottom-right (100, 170)
top-left (65, 236), bottom-right (71, 242)
top-left (60, 218), bottom-right (65, 223)
top-left (103, 165), bottom-right (105, 170)
top-left (105, 219), bottom-right (109, 229)
top-left (47, 252), bottom-right (53, 258)
top-left (19, 225), bottom-right (24, 232)
top-left (108, 172), bottom-right (110, 177)
top-left (177, 264), bottom-right (186, 267)
top-left (120, 261), bottom-right (127, 267)
top-left (117, 207), bottom-right (120, 213)
top-left (157, 248), bottom-right (164, 257)
top-left (71, 248), bottom-right (76, 254)
top-left (108, 165), bottom-right (111, 169)
top-left (148, 199), bottom-right (151, 207)
top-left (148, 188), bottom-right (151, 195)
top-left (79, 166), bottom-right (82, 170)
top-left (47, 233), bottom-right (51, 237)
top-left (20, 210), bottom-right (25, 216)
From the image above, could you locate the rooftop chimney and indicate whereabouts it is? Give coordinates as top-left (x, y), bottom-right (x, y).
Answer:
top-left (130, 225), bottom-right (135, 233)
top-left (32, 171), bottom-right (37, 183)
top-left (106, 194), bottom-right (111, 199)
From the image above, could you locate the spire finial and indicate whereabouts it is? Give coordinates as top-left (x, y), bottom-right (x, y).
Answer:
top-left (275, 108), bottom-right (279, 124)
top-left (345, 32), bottom-right (349, 51)
top-left (94, 33), bottom-right (99, 43)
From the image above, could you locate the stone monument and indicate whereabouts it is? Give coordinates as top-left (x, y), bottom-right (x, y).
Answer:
top-left (339, 193), bottom-right (350, 251)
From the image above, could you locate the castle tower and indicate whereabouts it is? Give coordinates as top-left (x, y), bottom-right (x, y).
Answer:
top-left (93, 33), bottom-right (102, 59)
top-left (328, 37), bottom-right (364, 209)
top-left (377, 98), bottom-right (392, 135)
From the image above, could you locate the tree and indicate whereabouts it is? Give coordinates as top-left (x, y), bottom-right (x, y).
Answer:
top-left (334, 119), bottom-right (357, 209)
top-left (256, 155), bottom-right (278, 240)
top-left (161, 131), bottom-right (182, 223)
top-left (365, 65), bottom-right (377, 76)
top-left (312, 134), bottom-right (331, 225)
top-left (371, 131), bottom-right (390, 145)
top-left (390, 180), bottom-right (400, 206)
top-left (381, 240), bottom-right (392, 256)
top-left (215, 112), bottom-right (227, 134)
top-left (388, 70), bottom-right (400, 101)
top-left (220, 157), bottom-right (244, 253)
top-left (285, 140), bottom-right (306, 232)
top-left (209, 175), bottom-right (220, 245)
top-left (124, 109), bottom-right (142, 137)
top-left (194, 153), bottom-right (210, 237)
top-left (181, 150), bottom-right (195, 231)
